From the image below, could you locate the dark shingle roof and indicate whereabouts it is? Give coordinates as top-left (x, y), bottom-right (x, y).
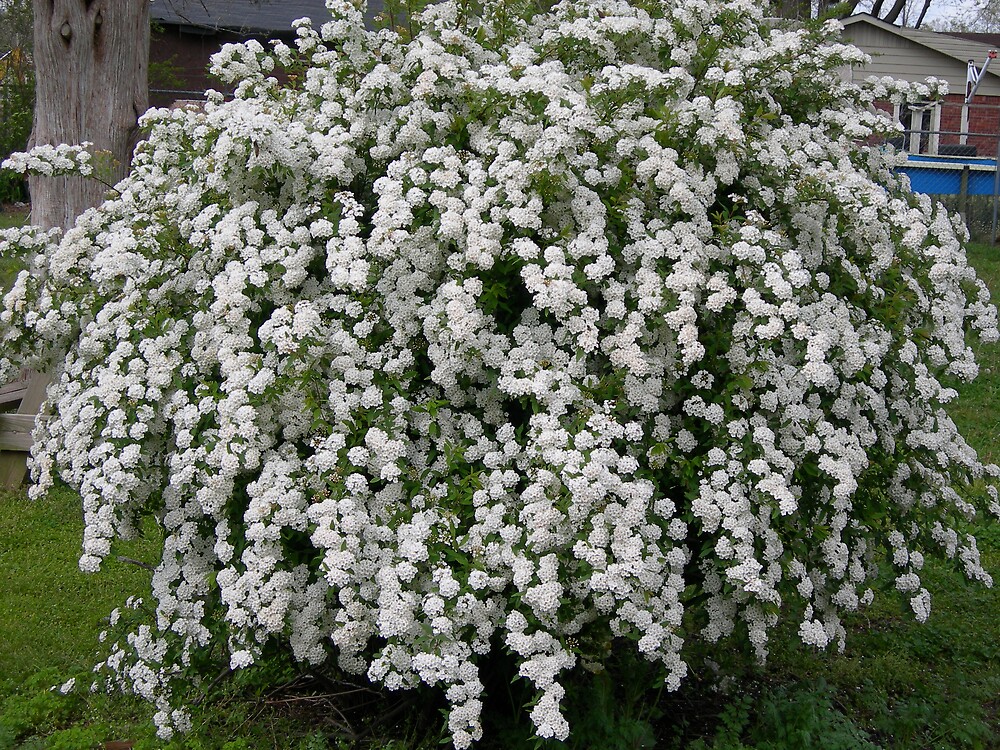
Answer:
top-left (150, 0), bottom-right (385, 34)
top-left (944, 31), bottom-right (1000, 48)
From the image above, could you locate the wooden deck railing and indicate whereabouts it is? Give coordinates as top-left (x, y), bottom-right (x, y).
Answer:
top-left (0, 370), bottom-right (49, 488)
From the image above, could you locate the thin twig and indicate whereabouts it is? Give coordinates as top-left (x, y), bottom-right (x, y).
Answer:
top-left (116, 555), bottom-right (154, 571)
top-left (264, 687), bottom-right (373, 703)
top-left (353, 698), bottom-right (414, 741)
top-left (192, 666), bottom-right (233, 706)
top-left (261, 683), bottom-right (359, 741)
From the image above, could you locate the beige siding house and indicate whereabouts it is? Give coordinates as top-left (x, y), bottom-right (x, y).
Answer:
top-left (841, 14), bottom-right (1000, 156)
top-left (842, 14), bottom-right (1000, 96)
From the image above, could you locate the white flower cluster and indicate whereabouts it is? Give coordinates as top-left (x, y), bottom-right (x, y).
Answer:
top-left (1, 0), bottom-right (998, 746)
top-left (2, 142), bottom-right (95, 177)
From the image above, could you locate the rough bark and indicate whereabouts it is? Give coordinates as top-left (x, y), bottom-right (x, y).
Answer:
top-left (29, 0), bottom-right (149, 230)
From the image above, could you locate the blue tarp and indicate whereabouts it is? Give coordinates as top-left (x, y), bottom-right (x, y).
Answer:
top-left (897, 156), bottom-right (998, 196)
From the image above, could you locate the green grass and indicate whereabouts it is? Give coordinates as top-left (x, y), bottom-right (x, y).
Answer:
top-left (948, 243), bottom-right (1000, 463)
top-left (0, 486), bottom-right (157, 687)
top-left (0, 486), bottom-right (161, 748)
top-left (0, 210), bottom-right (28, 230)
top-left (743, 541), bottom-right (1000, 749)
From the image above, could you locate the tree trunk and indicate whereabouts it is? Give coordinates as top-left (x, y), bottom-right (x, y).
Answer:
top-left (881, 0), bottom-right (909, 25)
top-left (776, 0), bottom-right (812, 20)
top-left (913, 0), bottom-right (933, 27)
top-left (29, 0), bottom-right (149, 230)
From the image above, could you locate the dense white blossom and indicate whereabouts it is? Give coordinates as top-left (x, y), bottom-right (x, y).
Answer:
top-left (2, 142), bottom-right (95, 177)
top-left (1, 0), bottom-right (998, 746)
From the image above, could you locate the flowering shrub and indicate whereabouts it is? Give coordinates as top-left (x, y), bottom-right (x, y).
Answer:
top-left (2, 0), bottom-right (999, 745)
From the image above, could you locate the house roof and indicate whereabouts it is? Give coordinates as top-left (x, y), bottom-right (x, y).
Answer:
top-left (944, 31), bottom-right (1000, 48)
top-left (843, 14), bottom-right (1000, 71)
top-left (150, 0), bottom-right (386, 34)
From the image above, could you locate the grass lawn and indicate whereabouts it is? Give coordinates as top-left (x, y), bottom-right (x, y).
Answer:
top-left (0, 241), bottom-right (997, 749)
top-left (0, 486), bottom-right (161, 748)
top-left (0, 486), bottom-right (156, 687)
top-left (0, 208), bottom-right (28, 231)
top-left (947, 243), bottom-right (1000, 463)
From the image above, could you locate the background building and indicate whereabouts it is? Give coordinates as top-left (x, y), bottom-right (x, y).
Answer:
top-left (148, 0), bottom-right (387, 107)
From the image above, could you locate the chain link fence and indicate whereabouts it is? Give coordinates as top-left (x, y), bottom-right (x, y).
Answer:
top-left (888, 98), bottom-right (1000, 244)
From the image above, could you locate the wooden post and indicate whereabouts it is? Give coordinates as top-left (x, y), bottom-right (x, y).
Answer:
top-left (909, 107), bottom-right (922, 153)
top-left (929, 103), bottom-right (941, 156)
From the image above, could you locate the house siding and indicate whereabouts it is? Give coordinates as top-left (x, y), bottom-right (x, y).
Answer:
top-left (149, 28), bottom-right (250, 108)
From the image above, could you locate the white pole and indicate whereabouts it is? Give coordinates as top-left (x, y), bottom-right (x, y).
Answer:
top-left (930, 103), bottom-right (941, 155)
top-left (964, 51), bottom-right (998, 147)
top-left (909, 107), bottom-right (923, 153)
top-left (962, 58), bottom-right (974, 146)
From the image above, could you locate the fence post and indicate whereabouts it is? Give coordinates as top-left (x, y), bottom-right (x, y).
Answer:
top-left (993, 133), bottom-right (1000, 245)
top-left (960, 166), bottom-right (970, 219)
top-left (930, 105), bottom-right (941, 155)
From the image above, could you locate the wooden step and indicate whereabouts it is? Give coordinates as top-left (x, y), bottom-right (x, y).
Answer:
top-left (0, 413), bottom-right (35, 451)
top-left (0, 371), bottom-right (50, 488)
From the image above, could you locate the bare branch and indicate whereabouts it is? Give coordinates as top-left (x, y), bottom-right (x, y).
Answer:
top-left (914, 0), bottom-right (933, 27)
top-left (116, 555), bottom-right (154, 571)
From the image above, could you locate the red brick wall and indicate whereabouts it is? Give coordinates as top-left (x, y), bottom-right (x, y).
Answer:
top-left (937, 94), bottom-right (1000, 158)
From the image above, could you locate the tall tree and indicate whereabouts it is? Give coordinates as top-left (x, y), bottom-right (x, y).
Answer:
top-left (0, 0), bottom-right (33, 54)
top-left (930, 0), bottom-right (1000, 32)
top-left (773, 0), bottom-right (938, 27)
top-left (860, 0), bottom-right (933, 26)
top-left (1, 0), bottom-right (34, 195)
top-left (30, 0), bottom-right (149, 229)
